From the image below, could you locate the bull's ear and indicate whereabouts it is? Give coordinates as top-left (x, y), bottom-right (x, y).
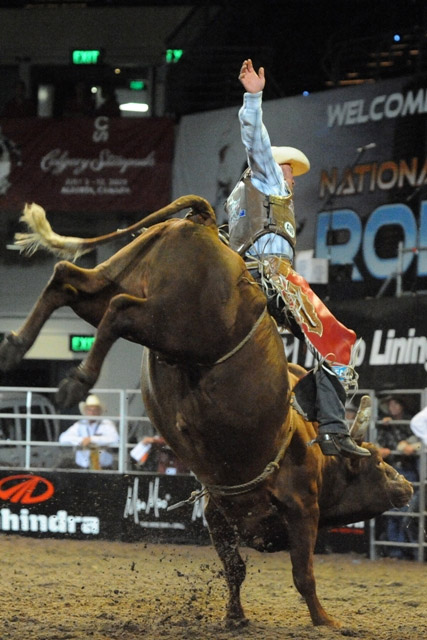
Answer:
top-left (349, 395), bottom-right (371, 444)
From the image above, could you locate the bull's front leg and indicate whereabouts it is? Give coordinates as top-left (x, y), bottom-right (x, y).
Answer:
top-left (204, 499), bottom-right (248, 628)
top-left (284, 497), bottom-right (340, 627)
top-left (0, 261), bottom-right (109, 372)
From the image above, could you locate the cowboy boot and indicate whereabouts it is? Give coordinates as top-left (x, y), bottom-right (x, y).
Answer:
top-left (309, 364), bottom-right (370, 458)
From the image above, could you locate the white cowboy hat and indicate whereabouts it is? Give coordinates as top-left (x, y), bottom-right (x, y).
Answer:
top-left (79, 394), bottom-right (104, 415)
top-left (271, 146), bottom-right (310, 176)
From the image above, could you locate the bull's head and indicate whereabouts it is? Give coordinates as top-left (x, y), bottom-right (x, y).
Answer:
top-left (319, 396), bottom-right (414, 528)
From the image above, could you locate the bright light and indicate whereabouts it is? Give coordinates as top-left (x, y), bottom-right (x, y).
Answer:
top-left (119, 102), bottom-right (149, 113)
top-left (38, 86), bottom-right (49, 101)
top-left (393, 34), bottom-right (401, 42)
top-left (302, 90), bottom-right (310, 97)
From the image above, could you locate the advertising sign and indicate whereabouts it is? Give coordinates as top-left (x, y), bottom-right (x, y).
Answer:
top-left (0, 116), bottom-right (173, 214)
top-left (283, 294), bottom-right (427, 389)
top-left (0, 471), bottom-right (368, 554)
top-left (0, 471), bottom-right (208, 543)
top-left (173, 75), bottom-right (427, 297)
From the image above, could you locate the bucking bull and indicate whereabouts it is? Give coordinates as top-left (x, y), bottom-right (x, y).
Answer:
top-left (0, 196), bottom-right (413, 628)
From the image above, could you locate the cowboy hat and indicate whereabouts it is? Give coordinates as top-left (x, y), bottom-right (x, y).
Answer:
top-left (271, 146), bottom-right (310, 176)
top-left (79, 394), bottom-right (104, 415)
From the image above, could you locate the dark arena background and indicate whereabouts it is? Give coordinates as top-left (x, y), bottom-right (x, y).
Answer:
top-left (0, 2), bottom-right (426, 639)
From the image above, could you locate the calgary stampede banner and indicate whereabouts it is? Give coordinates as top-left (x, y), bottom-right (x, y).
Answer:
top-left (0, 116), bottom-right (174, 214)
top-left (173, 75), bottom-right (427, 297)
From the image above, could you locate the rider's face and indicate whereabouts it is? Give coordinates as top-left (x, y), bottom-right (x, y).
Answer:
top-left (280, 163), bottom-right (295, 189)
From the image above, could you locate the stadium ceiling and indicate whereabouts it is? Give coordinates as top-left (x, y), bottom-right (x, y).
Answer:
top-left (1, 0), bottom-right (426, 116)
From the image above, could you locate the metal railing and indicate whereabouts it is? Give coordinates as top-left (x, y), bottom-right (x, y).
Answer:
top-left (0, 386), bottom-right (155, 474)
top-left (0, 385), bottom-right (426, 561)
top-left (366, 387), bottom-right (427, 563)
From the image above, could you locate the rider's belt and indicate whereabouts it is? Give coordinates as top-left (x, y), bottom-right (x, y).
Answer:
top-left (225, 169), bottom-right (297, 255)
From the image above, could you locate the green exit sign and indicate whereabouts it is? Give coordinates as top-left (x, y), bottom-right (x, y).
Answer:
top-left (71, 49), bottom-right (102, 65)
top-left (165, 49), bottom-right (183, 64)
top-left (69, 335), bottom-right (95, 353)
top-left (129, 80), bottom-right (145, 90)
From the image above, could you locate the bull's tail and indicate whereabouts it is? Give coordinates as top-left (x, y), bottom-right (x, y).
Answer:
top-left (14, 195), bottom-right (216, 261)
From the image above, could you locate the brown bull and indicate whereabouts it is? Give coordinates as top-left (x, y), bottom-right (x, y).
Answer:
top-left (0, 196), bottom-right (413, 628)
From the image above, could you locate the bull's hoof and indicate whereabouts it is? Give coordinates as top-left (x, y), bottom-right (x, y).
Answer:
top-left (313, 614), bottom-right (341, 628)
top-left (0, 332), bottom-right (28, 371)
top-left (318, 618), bottom-right (341, 628)
top-left (224, 616), bottom-right (249, 629)
top-left (55, 372), bottom-right (92, 408)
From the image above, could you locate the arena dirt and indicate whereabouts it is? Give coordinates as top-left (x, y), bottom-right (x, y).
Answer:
top-left (0, 535), bottom-right (425, 640)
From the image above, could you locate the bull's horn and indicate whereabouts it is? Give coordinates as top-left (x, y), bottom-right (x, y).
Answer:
top-left (349, 395), bottom-right (371, 442)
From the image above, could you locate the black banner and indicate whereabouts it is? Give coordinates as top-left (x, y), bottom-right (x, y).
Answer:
top-left (284, 293), bottom-right (427, 390)
top-left (0, 470), bottom-right (367, 554)
top-left (0, 471), bottom-right (208, 544)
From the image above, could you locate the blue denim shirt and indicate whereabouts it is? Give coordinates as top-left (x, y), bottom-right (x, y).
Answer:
top-left (239, 91), bottom-right (293, 260)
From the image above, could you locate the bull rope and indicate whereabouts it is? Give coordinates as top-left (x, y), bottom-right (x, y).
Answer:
top-left (167, 412), bottom-right (294, 511)
top-left (206, 305), bottom-right (267, 366)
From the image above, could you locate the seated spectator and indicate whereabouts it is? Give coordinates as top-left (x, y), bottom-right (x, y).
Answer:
top-left (96, 85), bottom-right (121, 117)
top-left (345, 402), bottom-right (357, 425)
top-left (130, 435), bottom-right (189, 474)
top-left (410, 405), bottom-right (427, 446)
top-left (1, 80), bottom-right (36, 118)
top-left (376, 394), bottom-right (419, 558)
top-left (403, 405), bottom-right (427, 556)
top-left (62, 81), bottom-right (95, 117)
top-left (59, 394), bottom-right (119, 469)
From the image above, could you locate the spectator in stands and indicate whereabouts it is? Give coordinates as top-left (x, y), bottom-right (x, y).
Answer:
top-left (345, 402), bottom-right (358, 425)
top-left (130, 435), bottom-right (189, 474)
top-left (410, 405), bottom-right (427, 446)
top-left (377, 394), bottom-right (419, 558)
top-left (62, 81), bottom-right (95, 117)
top-left (1, 80), bottom-right (36, 118)
top-left (59, 394), bottom-right (119, 469)
top-left (403, 405), bottom-right (427, 555)
top-left (96, 84), bottom-right (121, 117)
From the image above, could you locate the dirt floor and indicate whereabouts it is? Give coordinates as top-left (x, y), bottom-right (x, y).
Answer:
top-left (0, 535), bottom-right (425, 640)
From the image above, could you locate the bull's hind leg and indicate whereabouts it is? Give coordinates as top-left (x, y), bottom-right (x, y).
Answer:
top-left (56, 293), bottom-right (148, 408)
top-left (285, 501), bottom-right (341, 627)
top-left (204, 500), bottom-right (248, 628)
top-left (0, 261), bottom-right (111, 372)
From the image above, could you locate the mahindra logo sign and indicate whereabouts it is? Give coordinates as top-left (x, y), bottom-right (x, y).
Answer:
top-left (0, 475), bottom-right (54, 504)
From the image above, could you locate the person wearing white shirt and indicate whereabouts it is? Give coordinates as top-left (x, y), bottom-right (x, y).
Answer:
top-left (59, 394), bottom-right (119, 469)
top-left (410, 406), bottom-right (427, 446)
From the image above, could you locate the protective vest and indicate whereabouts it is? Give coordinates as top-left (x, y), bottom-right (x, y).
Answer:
top-left (225, 169), bottom-right (297, 255)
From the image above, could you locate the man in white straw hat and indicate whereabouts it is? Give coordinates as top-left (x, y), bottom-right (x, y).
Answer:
top-left (225, 59), bottom-right (369, 458)
top-left (59, 394), bottom-right (119, 469)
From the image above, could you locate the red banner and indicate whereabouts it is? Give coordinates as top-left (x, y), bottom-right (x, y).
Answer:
top-left (0, 116), bottom-right (174, 214)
